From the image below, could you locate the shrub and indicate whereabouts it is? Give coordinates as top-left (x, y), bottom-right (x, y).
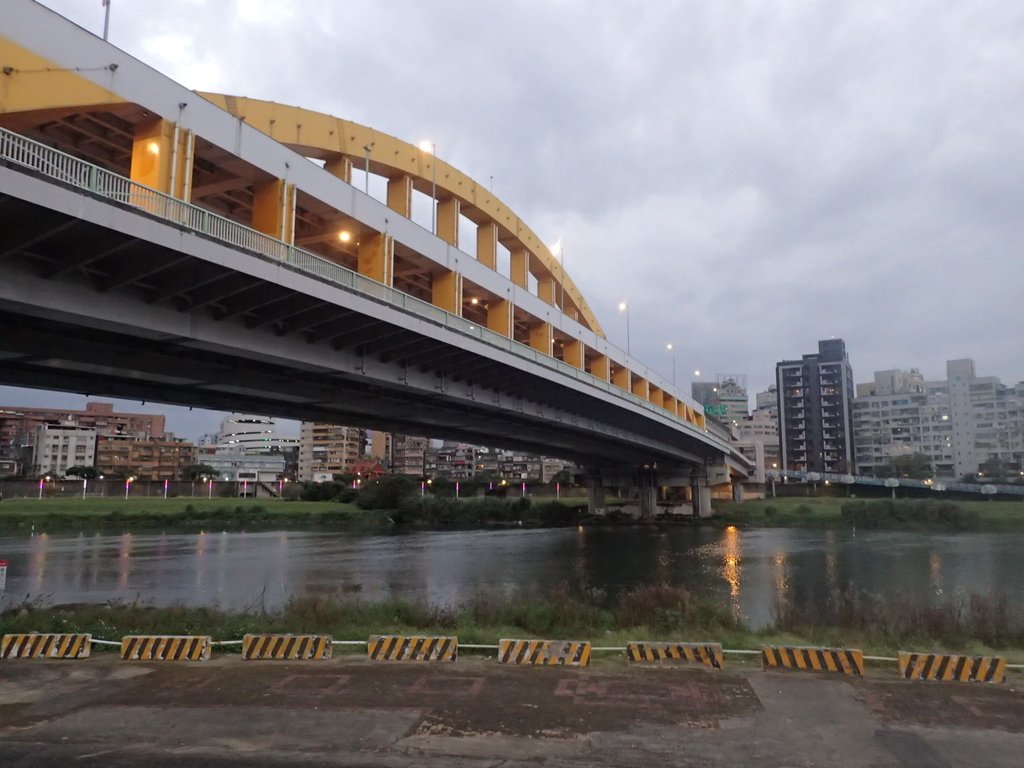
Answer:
top-left (355, 475), bottom-right (417, 510)
top-left (840, 499), bottom-right (976, 530)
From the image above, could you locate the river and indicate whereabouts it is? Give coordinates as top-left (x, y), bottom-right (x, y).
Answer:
top-left (1, 526), bottom-right (1021, 628)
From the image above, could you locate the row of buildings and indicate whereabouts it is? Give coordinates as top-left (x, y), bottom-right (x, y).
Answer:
top-left (0, 404), bottom-right (570, 484)
top-left (694, 340), bottom-right (1024, 482)
top-left (8, 340), bottom-right (1017, 486)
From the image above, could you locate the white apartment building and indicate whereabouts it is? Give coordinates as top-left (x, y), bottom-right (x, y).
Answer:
top-left (33, 423), bottom-right (97, 476)
top-left (853, 360), bottom-right (1023, 479)
top-left (853, 369), bottom-right (953, 477)
top-left (733, 407), bottom-right (781, 483)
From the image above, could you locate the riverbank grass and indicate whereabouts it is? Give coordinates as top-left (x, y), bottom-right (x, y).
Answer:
top-left (4, 587), bottom-right (1023, 665)
top-left (716, 496), bottom-right (1024, 529)
top-left (0, 497), bottom-right (375, 530)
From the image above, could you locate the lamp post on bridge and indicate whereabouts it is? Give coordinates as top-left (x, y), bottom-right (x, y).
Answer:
top-left (666, 343), bottom-right (676, 386)
top-left (418, 140), bottom-right (436, 233)
top-left (618, 302), bottom-right (630, 356)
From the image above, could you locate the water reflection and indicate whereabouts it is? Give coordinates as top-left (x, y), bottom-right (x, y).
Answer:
top-left (1, 526), bottom-right (1022, 628)
top-left (722, 526), bottom-right (742, 618)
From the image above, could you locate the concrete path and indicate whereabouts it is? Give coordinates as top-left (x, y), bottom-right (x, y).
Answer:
top-left (1, 655), bottom-right (1022, 766)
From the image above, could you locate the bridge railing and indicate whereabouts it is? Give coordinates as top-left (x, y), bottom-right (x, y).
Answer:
top-left (0, 127), bottom-right (724, 449)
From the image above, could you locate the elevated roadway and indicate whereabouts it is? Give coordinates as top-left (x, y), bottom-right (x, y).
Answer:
top-left (0, 1), bottom-right (749, 510)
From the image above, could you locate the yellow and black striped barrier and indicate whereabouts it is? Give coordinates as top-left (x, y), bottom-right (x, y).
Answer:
top-left (898, 652), bottom-right (1006, 684)
top-left (367, 635), bottom-right (457, 662)
top-left (626, 641), bottom-right (724, 669)
top-left (762, 645), bottom-right (863, 676)
top-left (121, 635), bottom-right (211, 661)
top-left (498, 639), bottom-right (592, 667)
top-left (242, 634), bottom-right (332, 660)
top-left (1, 633), bottom-right (91, 659)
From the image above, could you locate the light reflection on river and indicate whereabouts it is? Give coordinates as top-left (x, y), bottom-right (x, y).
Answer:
top-left (1, 526), bottom-right (1021, 628)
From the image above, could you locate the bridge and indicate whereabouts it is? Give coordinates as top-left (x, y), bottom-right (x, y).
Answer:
top-left (0, 0), bottom-right (748, 515)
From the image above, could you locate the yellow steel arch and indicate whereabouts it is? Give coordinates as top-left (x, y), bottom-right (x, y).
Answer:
top-left (197, 93), bottom-right (604, 338)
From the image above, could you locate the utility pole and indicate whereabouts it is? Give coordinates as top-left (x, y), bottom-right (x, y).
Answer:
top-left (102, 0), bottom-right (111, 41)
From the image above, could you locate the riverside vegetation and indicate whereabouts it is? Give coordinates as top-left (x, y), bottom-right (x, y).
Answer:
top-left (1, 474), bottom-right (1020, 531)
top-left (3, 584), bottom-right (1023, 662)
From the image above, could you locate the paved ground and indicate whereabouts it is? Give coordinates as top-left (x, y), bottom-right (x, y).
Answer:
top-left (1, 654), bottom-right (1023, 766)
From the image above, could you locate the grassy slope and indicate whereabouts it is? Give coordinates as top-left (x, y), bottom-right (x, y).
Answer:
top-left (715, 496), bottom-right (1024, 529)
top-left (0, 497), bottom-right (374, 529)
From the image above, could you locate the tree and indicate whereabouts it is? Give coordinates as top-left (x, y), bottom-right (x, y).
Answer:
top-left (355, 474), bottom-right (417, 509)
top-left (65, 465), bottom-right (99, 480)
top-left (978, 455), bottom-right (1009, 482)
top-left (881, 453), bottom-right (932, 480)
top-left (550, 469), bottom-right (573, 486)
top-left (182, 463), bottom-right (218, 480)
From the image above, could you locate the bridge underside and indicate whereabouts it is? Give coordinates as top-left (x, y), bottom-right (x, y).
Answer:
top-left (0, 164), bottom-right (721, 471)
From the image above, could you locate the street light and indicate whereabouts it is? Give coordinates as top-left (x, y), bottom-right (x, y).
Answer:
top-left (362, 145), bottom-right (371, 194)
top-left (551, 239), bottom-right (565, 314)
top-left (618, 302), bottom-right (630, 355)
top-left (666, 343), bottom-right (676, 386)
top-left (419, 140), bottom-right (436, 233)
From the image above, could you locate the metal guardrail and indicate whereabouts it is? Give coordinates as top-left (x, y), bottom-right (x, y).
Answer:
top-left (769, 469), bottom-right (1024, 497)
top-left (0, 127), bottom-right (724, 448)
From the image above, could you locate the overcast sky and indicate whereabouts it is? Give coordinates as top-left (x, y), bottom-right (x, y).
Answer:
top-left (6, 0), bottom-right (1023, 440)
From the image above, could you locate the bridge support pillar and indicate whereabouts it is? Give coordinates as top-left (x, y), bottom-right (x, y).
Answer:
top-left (648, 386), bottom-right (663, 408)
top-left (437, 198), bottom-right (460, 246)
top-left (510, 247), bottom-right (529, 288)
top-left (386, 174), bottom-right (414, 217)
top-left (586, 473), bottom-right (606, 516)
top-left (130, 117), bottom-right (189, 198)
top-left (637, 468), bottom-right (657, 521)
top-left (691, 471), bottom-right (713, 519)
top-left (538, 273), bottom-right (556, 305)
top-left (477, 223), bottom-right (498, 270)
top-left (431, 269), bottom-right (462, 314)
top-left (325, 155), bottom-right (353, 184)
top-left (252, 178), bottom-right (296, 243)
top-left (528, 321), bottom-right (552, 356)
top-left (486, 299), bottom-right (513, 337)
top-left (562, 339), bottom-right (584, 369)
top-left (611, 365), bottom-right (629, 391)
top-left (358, 233), bottom-right (394, 285)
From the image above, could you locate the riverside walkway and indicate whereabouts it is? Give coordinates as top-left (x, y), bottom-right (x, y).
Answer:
top-left (1, 655), bottom-right (1022, 766)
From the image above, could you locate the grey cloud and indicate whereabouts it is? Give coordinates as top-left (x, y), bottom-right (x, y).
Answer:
top-left (14, 0), bottom-right (1024, 435)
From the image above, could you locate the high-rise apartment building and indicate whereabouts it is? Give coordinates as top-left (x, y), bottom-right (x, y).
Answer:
top-left (776, 339), bottom-right (856, 474)
top-left (297, 422), bottom-right (366, 481)
top-left (391, 435), bottom-right (428, 476)
top-left (943, 359), bottom-right (1024, 478)
top-left (852, 360), bottom-right (1023, 479)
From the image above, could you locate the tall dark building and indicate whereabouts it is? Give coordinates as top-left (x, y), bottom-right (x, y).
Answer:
top-left (776, 339), bottom-right (856, 474)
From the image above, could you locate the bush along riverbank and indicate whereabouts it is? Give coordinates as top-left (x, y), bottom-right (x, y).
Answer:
top-left (3, 584), bottom-right (1022, 661)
